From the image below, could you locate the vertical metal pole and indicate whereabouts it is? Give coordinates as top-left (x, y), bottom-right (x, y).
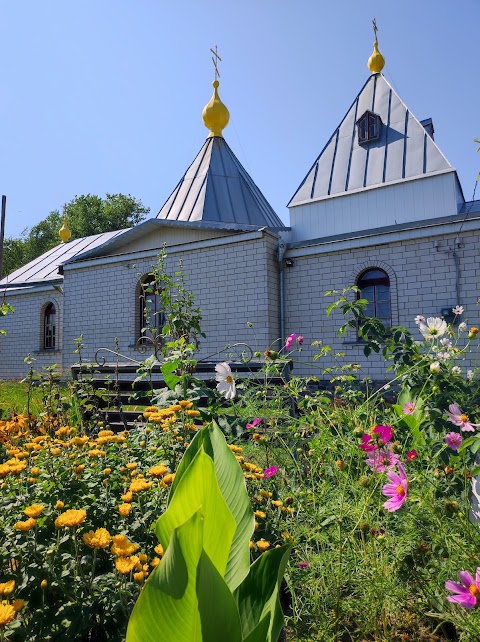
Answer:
top-left (0, 195), bottom-right (6, 280)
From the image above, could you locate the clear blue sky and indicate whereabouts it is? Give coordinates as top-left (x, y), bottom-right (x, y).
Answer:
top-left (0, 0), bottom-right (478, 237)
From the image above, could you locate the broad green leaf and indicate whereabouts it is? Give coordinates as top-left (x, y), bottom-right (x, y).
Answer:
top-left (156, 448), bottom-right (236, 579)
top-left (170, 422), bottom-right (254, 590)
top-left (196, 550), bottom-right (242, 642)
top-left (234, 544), bottom-right (292, 642)
top-left (161, 360), bottom-right (182, 390)
top-left (126, 510), bottom-right (203, 642)
top-left (242, 615), bottom-right (271, 642)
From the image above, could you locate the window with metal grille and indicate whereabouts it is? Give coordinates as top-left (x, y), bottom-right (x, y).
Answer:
top-left (357, 268), bottom-right (391, 328)
top-left (139, 275), bottom-right (165, 339)
top-left (44, 303), bottom-right (56, 350)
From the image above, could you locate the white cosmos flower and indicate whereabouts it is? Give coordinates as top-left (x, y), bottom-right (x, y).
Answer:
top-left (215, 362), bottom-right (236, 400)
top-left (419, 317), bottom-right (448, 339)
top-left (451, 366), bottom-right (461, 375)
top-left (414, 315), bottom-right (425, 325)
top-left (467, 370), bottom-right (475, 380)
top-left (430, 361), bottom-right (441, 373)
top-left (452, 305), bottom-right (464, 315)
top-left (459, 322), bottom-right (467, 332)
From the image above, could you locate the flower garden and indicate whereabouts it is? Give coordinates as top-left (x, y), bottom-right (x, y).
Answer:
top-left (1, 274), bottom-right (480, 641)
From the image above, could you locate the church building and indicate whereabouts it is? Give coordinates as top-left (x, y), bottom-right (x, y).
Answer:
top-left (1, 36), bottom-right (478, 381)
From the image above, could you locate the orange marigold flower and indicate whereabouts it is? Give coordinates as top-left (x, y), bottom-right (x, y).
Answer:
top-left (134, 571), bottom-right (145, 583)
top-left (118, 503), bottom-right (132, 517)
top-left (129, 479), bottom-right (153, 493)
top-left (148, 465), bottom-right (169, 478)
top-left (186, 409), bottom-right (200, 417)
top-left (257, 539), bottom-right (270, 552)
top-left (83, 528), bottom-right (111, 549)
top-left (228, 445), bottom-right (243, 453)
top-left (121, 491), bottom-right (133, 503)
top-left (126, 462), bottom-right (137, 470)
top-left (24, 504), bottom-right (44, 518)
top-left (55, 509), bottom-right (87, 529)
top-left (12, 599), bottom-right (24, 612)
top-left (111, 535), bottom-right (138, 557)
top-left (254, 511), bottom-right (266, 519)
top-left (30, 467), bottom-right (40, 476)
top-left (14, 518), bottom-right (37, 532)
top-left (55, 501), bottom-right (65, 510)
top-left (271, 500), bottom-right (283, 508)
top-left (115, 557), bottom-right (136, 575)
top-left (154, 544), bottom-right (164, 557)
top-left (40, 579), bottom-right (47, 589)
top-left (0, 602), bottom-right (16, 627)
top-left (259, 490), bottom-right (272, 499)
top-left (150, 557), bottom-right (160, 568)
top-left (0, 580), bottom-right (15, 595)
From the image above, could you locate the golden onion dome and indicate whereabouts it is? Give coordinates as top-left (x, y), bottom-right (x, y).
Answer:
top-left (368, 38), bottom-right (385, 74)
top-left (59, 215), bottom-right (71, 243)
top-left (202, 80), bottom-right (230, 137)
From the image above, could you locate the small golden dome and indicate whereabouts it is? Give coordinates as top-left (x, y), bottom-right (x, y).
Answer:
top-left (59, 215), bottom-right (71, 243)
top-left (368, 38), bottom-right (385, 74)
top-left (202, 80), bottom-right (230, 137)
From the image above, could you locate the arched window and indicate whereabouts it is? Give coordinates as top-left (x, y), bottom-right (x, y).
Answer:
top-left (357, 268), bottom-right (391, 328)
top-left (139, 275), bottom-right (165, 339)
top-left (44, 303), bottom-right (56, 350)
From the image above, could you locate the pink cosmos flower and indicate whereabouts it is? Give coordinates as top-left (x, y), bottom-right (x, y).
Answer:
top-left (365, 447), bottom-right (400, 472)
top-left (297, 335), bottom-right (304, 346)
top-left (445, 432), bottom-right (463, 451)
top-left (406, 450), bottom-right (417, 462)
top-left (359, 425), bottom-right (394, 452)
top-left (264, 466), bottom-right (278, 478)
top-left (403, 401), bottom-right (416, 415)
top-left (285, 333), bottom-right (296, 350)
top-left (298, 561), bottom-right (309, 569)
top-left (445, 403), bottom-right (480, 432)
top-left (446, 568), bottom-right (480, 609)
top-left (382, 463), bottom-right (408, 512)
top-left (246, 418), bottom-right (262, 430)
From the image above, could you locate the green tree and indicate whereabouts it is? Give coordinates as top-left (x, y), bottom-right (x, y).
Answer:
top-left (3, 193), bottom-right (149, 276)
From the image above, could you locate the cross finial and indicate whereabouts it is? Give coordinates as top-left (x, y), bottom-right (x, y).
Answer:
top-left (210, 45), bottom-right (222, 80)
top-left (372, 18), bottom-right (378, 39)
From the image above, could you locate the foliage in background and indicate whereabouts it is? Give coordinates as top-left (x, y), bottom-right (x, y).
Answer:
top-left (3, 194), bottom-right (149, 276)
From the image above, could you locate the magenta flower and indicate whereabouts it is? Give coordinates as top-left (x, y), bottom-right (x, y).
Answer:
top-left (446, 568), bottom-right (480, 609)
top-left (403, 401), bottom-right (416, 415)
top-left (297, 335), bottom-right (304, 346)
top-left (264, 466), bottom-right (278, 478)
top-left (365, 446), bottom-right (400, 472)
top-left (246, 418), bottom-right (262, 430)
top-left (359, 425), bottom-right (394, 452)
top-left (445, 432), bottom-right (463, 451)
top-left (382, 463), bottom-right (408, 512)
top-left (298, 561), bottom-right (309, 569)
top-left (445, 403), bottom-right (480, 432)
top-left (285, 333), bottom-right (296, 350)
top-left (406, 449), bottom-right (417, 462)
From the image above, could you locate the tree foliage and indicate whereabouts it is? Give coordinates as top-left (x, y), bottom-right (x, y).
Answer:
top-left (2, 193), bottom-right (149, 276)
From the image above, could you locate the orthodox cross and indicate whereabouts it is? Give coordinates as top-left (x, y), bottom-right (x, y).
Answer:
top-left (210, 45), bottom-right (222, 80)
top-left (372, 18), bottom-right (378, 39)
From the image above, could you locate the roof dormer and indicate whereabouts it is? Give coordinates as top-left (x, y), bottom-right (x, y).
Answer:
top-left (356, 110), bottom-right (382, 145)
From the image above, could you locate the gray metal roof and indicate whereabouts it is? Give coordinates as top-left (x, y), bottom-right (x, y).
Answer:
top-left (0, 229), bottom-right (128, 287)
top-left (157, 136), bottom-right (286, 229)
top-left (289, 74), bottom-right (454, 207)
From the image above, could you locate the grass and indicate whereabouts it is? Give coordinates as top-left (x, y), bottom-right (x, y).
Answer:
top-left (0, 380), bottom-right (51, 417)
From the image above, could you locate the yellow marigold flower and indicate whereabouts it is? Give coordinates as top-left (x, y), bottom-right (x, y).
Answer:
top-left (259, 490), bottom-right (272, 499)
top-left (0, 580), bottom-right (15, 596)
top-left (126, 462), bottom-right (137, 470)
top-left (129, 479), bottom-right (153, 493)
top-left (281, 531), bottom-right (294, 541)
top-left (98, 430), bottom-right (114, 437)
top-left (138, 553), bottom-right (148, 563)
top-left (83, 528), bottom-right (111, 549)
top-left (12, 599), bottom-right (25, 612)
top-left (286, 507), bottom-right (295, 514)
top-left (249, 541), bottom-right (254, 550)
top-left (115, 557), bottom-right (136, 575)
top-left (55, 509), bottom-right (87, 529)
top-left (24, 504), bottom-right (44, 519)
top-left (148, 465), bottom-right (168, 478)
top-left (0, 602), bottom-right (16, 627)
top-left (121, 491), bottom-right (133, 503)
top-left (41, 579), bottom-right (48, 589)
top-left (51, 448), bottom-right (61, 456)
top-left (118, 503), bottom-right (132, 517)
top-left (186, 409), bottom-right (200, 417)
top-left (150, 557), bottom-right (160, 568)
top-left (178, 400), bottom-right (193, 408)
top-left (71, 436), bottom-right (89, 446)
top-left (154, 544), bottom-right (164, 557)
top-left (169, 404), bottom-right (182, 412)
top-left (257, 539), bottom-right (270, 552)
top-left (228, 445), bottom-right (243, 453)
top-left (55, 501), bottom-right (65, 510)
top-left (104, 468), bottom-right (111, 476)
top-left (145, 427), bottom-right (151, 434)
top-left (74, 464), bottom-right (85, 473)
top-left (30, 467), bottom-right (40, 476)
top-left (271, 500), bottom-right (283, 508)
top-left (254, 511), bottom-right (266, 519)
top-left (134, 571), bottom-right (145, 583)
top-left (161, 473), bottom-right (175, 486)
top-left (254, 521), bottom-right (259, 530)
top-left (111, 535), bottom-right (138, 557)
top-left (88, 449), bottom-right (105, 458)
top-left (14, 518), bottom-right (37, 532)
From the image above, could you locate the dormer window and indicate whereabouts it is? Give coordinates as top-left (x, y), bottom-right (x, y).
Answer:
top-left (357, 111), bottom-right (382, 144)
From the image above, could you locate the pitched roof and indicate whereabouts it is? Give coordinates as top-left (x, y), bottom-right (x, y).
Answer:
top-left (157, 136), bottom-right (286, 229)
top-left (0, 229), bottom-right (128, 288)
top-left (289, 73), bottom-right (454, 207)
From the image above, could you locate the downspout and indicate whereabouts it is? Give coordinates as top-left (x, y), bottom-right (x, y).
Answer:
top-left (277, 239), bottom-right (286, 345)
